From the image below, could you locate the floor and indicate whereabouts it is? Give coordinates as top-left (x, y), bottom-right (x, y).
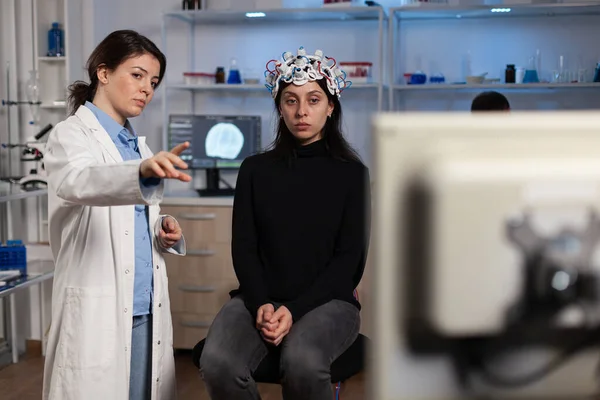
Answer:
top-left (0, 349), bottom-right (366, 400)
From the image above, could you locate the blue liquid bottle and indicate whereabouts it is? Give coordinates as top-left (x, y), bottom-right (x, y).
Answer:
top-left (522, 56), bottom-right (539, 84)
top-left (47, 22), bottom-right (64, 57)
top-left (227, 58), bottom-right (242, 84)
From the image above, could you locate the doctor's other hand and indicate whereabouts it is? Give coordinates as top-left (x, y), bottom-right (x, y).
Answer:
top-left (159, 216), bottom-right (182, 249)
top-left (140, 142), bottom-right (191, 182)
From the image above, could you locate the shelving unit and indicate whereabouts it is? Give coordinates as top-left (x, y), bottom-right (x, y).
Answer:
top-left (167, 82), bottom-right (381, 91)
top-left (0, 184), bottom-right (49, 367)
top-left (32, 0), bottom-right (84, 127)
top-left (164, 6), bottom-right (384, 23)
top-left (0, 0), bottom-right (82, 365)
top-left (26, 0), bottom-right (83, 245)
top-left (160, 5), bottom-right (387, 152)
top-left (393, 82), bottom-right (600, 91)
top-left (388, 2), bottom-right (600, 109)
top-left (391, 2), bottom-right (600, 20)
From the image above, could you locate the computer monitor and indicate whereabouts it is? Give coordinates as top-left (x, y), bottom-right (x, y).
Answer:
top-left (168, 114), bottom-right (262, 196)
top-left (371, 111), bottom-right (600, 399)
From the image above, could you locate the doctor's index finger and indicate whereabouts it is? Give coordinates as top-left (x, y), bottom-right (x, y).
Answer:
top-left (162, 151), bottom-right (188, 170)
top-left (169, 142), bottom-right (190, 156)
top-left (149, 160), bottom-right (166, 178)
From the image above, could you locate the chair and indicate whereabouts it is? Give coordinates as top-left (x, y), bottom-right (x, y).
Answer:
top-left (192, 333), bottom-right (367, 399)
top-left (192, 291), bottom-right (368, 399)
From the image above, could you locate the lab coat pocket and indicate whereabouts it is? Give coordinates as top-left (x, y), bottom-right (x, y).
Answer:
top-left (58, 286), bottom-right (117, 369)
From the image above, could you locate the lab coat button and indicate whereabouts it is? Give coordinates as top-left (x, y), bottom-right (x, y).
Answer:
top-left (125, 269), bottom-right (129, 274)
top-left (125, 347), bottom-right (127, 351)
top-left (125, 230), bottom-right (129, 235)
top-left (158, 340), bottom-right (161, 345)
top-left (158, 303), bottom-right (162, 307)
top-left (124, 308), bottom-right (128, 313)
top-left (156, 265), bottom-right (159, 269)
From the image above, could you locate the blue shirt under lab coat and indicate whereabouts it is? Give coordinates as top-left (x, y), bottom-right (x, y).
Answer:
top-left (86, 101), bottom-right (158, 316)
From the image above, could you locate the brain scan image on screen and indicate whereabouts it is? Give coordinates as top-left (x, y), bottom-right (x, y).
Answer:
top-left (205, 122), bottom-right (245, 160)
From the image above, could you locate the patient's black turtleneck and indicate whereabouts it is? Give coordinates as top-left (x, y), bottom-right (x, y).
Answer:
top-left (229, 138), bottom-right (371, 321)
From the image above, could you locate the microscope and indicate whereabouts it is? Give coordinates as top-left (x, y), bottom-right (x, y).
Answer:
top-left (1, 123), bottom-right (53, 189)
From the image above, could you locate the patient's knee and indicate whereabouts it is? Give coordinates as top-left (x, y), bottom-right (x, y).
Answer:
top-left (281, 346), bottom-right (329, 382)
top-left (199, 345), bottom-right (250, 387)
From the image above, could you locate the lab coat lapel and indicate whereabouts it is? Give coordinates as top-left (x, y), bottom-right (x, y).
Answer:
top-left (75, 105), bottom-right (123, 163)
top-left (138, 136), bottom-right (150, 158)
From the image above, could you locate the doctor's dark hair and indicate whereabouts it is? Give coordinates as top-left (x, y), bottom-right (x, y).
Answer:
top-left (267, 79), bottom-right (362, 164)
top-left (67, 30), bottom-right (166, 115)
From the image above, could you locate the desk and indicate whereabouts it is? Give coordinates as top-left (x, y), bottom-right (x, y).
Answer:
top-left (0, 183), bottom-right (48, 204)
top-left (0, 183), bottom-right (47, 242)
top-left (162, 190), bottom-right (233, 207)
top-left (0, 261), bottom-right (54, 363)
top-left (0, 183), bottom-right (51, 364)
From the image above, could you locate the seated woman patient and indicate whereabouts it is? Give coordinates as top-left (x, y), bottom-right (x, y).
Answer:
top-left (199, 46), bottom-right (371, 400)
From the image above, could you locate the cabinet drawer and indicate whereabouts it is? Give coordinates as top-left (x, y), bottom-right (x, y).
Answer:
top-left (161, 206), bottom-right (232, 244)
top-left (164, 243), bottom-right (238, 283)
top-left (172, 312), bottom-right (212, 350)
top-left (168, 279), bottom-right (239, 314)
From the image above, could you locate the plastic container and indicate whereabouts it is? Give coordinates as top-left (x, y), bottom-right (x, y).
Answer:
top-left (47, 22), bottom-right (64, 57)
top-left (429, 73), bottom-right (445, 84)
top-left (183, 72), bottom-right (216, 85)
top-left (0, 240), bottom-right (27, 276)
top-left (339, 62), bottom-right (373, 84)
top-left (466, 75), bottom-right (485, 84)
top-left (409, 71), bottom-right (427, 85)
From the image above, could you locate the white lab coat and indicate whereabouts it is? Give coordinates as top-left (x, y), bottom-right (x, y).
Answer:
top-left (42, 105), bottom-right (185, 400)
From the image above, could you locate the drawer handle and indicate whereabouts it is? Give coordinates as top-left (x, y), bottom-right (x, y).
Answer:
top-left (180, 320), bottom-right (212, 328)
top-left (178, 213), bottom-right (216, 221)
top-left (179, 284), bottom-right (215, 293)
top-left (187, 249), bottom-right (216, 257)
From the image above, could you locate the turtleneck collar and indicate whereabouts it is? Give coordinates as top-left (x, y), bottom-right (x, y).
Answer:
top-left (294, 138), bottom-right (328, 158)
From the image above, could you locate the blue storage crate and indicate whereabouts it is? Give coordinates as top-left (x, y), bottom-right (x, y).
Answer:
top-left (0, 240), bottom-right (27, 276)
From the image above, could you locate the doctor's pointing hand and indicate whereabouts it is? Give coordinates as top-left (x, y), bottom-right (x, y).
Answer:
top-left (140, 141), bottom-right (192, 182)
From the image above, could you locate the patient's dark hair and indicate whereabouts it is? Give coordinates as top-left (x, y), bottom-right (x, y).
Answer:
top-left (471, 91), bottom-right (510, 112)
top-left (267, 79), bottom-right (362, 164)
top-left (67, 30), bottom-right (166, 115)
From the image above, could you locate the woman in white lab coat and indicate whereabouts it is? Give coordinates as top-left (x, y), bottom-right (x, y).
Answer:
top-left (42, 30), bottom-right (190, 400)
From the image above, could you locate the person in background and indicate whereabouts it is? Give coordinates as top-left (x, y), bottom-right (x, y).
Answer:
top-left (471, 91), bottom-right (511, 111)
top-left (43, 30), bottom-right (190, 400)
top-left (199, 47), bottom-right (371, 400)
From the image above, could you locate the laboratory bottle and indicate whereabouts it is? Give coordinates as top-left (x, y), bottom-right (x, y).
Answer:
top-left (47, 22), bottom-right (64, 57)
top-left (505, 64), bottom-right (516, 83)
top-left (227, 58), bottom-right (242, 84)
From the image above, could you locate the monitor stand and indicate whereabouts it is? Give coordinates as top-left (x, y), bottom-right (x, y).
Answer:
top-left (197, 168), bottom-right (235, 197)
